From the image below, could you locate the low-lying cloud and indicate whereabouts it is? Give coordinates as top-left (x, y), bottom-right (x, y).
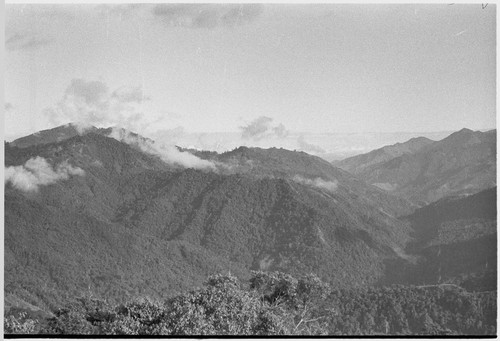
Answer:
top-left (5, 157), bottom-right (85, 192)
top-left (153, 4), bottom-right (263, 29)
top-left (109, 127), bottom-right (216, 170)
top-left (292, 175), bottom-right (338, 193)
top-left (240, 116), bottom-right (289, 141)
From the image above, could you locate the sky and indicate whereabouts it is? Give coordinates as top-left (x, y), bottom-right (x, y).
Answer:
top-left (4, 3), bottom-right (496, 149)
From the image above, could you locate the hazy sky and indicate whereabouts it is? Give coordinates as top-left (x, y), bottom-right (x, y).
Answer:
top-left (5, 3), bottom-right (496, 142)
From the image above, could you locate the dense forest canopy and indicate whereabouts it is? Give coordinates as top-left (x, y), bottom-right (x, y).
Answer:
top-left (5, 271), bottom-right (496, 336)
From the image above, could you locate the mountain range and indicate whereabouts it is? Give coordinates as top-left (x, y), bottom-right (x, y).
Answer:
top-left (4, 124), bottom-right (497, 321)
top-left (334, 128), bottom-right (496, 205)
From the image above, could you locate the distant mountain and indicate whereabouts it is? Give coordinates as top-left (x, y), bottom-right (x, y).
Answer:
top-left (334, 136), bottom-right (434, 174)
top-left (335, 129), bottom-right (496, 205)
top-left (383, 187), bottom-right (497, 291)
top-left (5, 127), bottom-right (416, 315)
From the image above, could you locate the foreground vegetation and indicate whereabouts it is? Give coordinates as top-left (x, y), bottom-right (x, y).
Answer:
top-left (4, 271), bottom-right (496, 336)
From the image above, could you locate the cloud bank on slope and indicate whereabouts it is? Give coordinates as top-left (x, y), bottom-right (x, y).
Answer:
top-left (109, 127), bottom-right (216, 170)
top-left (5, 157), bottom-right (85, 192)
top-left (292, 175), bottom-right (338, 193)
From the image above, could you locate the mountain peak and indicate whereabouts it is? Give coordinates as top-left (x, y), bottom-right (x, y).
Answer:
top-left (440, 128), bottom-right (481, 146)
top-left (336, 135), bottom-right (435, 175)
top-left (452, 127), bottom-right (475, 137)
top-left (9, 123), bottom-right (98, 149)
top-left (8, 124), bottom-right (156, 150)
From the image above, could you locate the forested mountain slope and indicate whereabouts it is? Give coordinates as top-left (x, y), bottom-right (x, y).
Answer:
top-left (383, 187), bottom-right (497, 291)
top-left (5, 128), bottom-right (415, 315)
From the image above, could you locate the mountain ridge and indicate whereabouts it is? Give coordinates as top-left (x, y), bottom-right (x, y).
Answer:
top-left (335, 128), bottom-right (496, 204)
top-left (334, 136), bottom-right (434, 174)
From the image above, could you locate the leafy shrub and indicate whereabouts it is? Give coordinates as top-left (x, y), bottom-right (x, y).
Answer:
top-left (4, 312), bottom-right (38, 334)
top-left (250, 271), bottom-right (332, 335)
top-left (161, 273), bottom-right (265, 335)
top-left (41, 297), bottom-right (115, 334)
top-left (100, 298), bottom-right (169, 335)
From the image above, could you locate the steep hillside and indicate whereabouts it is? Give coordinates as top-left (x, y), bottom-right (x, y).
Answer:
top-left (382, 187), bottom-right (497, 291)
top-left (5, 130), bottom-right (416, 316)
top-left (336, 129), bottom-right (496, 205)
top-left (5, 134), bottom-right (245, 313)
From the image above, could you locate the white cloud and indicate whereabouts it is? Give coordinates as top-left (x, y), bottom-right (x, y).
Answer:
top-left (109, 127), bottom-right (216, 170)
top-left (43, 79), bottom-right (154, 134)
top-left (292, 175), bottom-right (338, 193)
top-left (240, 116), bottom-right (289, 141)
top-left (5, 157), bottom-right (85, 192)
